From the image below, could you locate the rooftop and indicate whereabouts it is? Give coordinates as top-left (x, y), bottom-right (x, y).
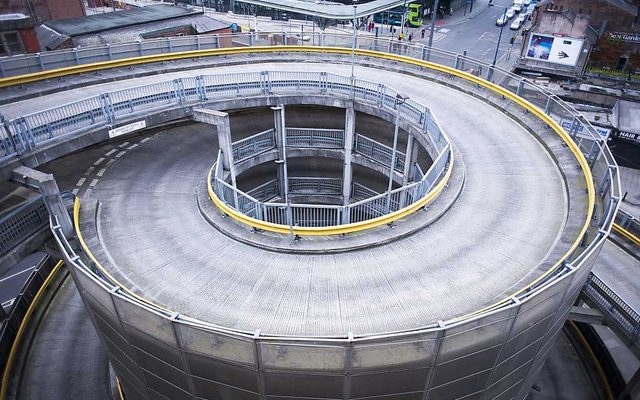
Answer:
top-left (43, 5), bottom-right (201, 37)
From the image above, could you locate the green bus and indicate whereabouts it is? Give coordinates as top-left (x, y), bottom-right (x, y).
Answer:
top-left (373, 3), bottom-right (423, 27)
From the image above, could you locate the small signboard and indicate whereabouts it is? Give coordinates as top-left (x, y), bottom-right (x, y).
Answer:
top-left (613, 130), bottom-right (640, 144)
top-left (558, 119), bottom-right (611, 140)
top-left (525, 33), bottom-right (584, 66)
top-left (109, 120), bottom-right (146, 139)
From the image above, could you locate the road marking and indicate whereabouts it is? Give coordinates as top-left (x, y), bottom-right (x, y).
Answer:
top-left (72, 188), bottom-right (79, 195)
top-left (105, 149), bottom-right (117, 156)
top-left (93, 157), bottom-right (105, 166)
top-left (127, 143), bottom-right (139, 150)
top-left (140, 137), bottom-right (152, 143)
top-left (97, 168), bottom-right (107, 177)
top-left (76, 177), bottom-right (86, 187)
top-left (89, 179), bottom-right (99, 188)
top-left (84, 167), bottom-right (94, 176)
top-left (0, 265), bottom-right (35, 284)
top-left (115, 151), bottom-right (126, 158)
top-left (478, 32), bottom-right (488, 40)
top-left (119, 142), bottom-right (130, 148)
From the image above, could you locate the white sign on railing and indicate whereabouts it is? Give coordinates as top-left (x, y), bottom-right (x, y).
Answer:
top-left (109, 120), bottom-right (147, 138)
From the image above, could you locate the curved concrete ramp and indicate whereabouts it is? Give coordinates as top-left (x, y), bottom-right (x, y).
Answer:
top-left (77, 63), bottom-right (570, 337)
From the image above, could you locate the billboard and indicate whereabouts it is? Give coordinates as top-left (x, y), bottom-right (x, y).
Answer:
top-left (525, 34), bottom-right (584, 66)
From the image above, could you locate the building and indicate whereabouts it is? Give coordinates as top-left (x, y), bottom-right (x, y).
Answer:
top-left (36, 5), bottom-right (232, 50)
top-left (0, 0), bottom-right (85, 25)
top-left (0, 14), bottom-right (40, 56)
top-left (516, 0), bottom-right (639, 78)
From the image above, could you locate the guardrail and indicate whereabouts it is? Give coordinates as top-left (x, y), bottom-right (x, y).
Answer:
top-left (207, 72), bottom-right (450, 230)
top-left (583, 272), bottom-right (640, 349)
top-left (0, 256), bottom-right (59, 393)
top-left (25, 36), bottom-right (620, 397)
top-left (0, 197), bottom-right (48, 257)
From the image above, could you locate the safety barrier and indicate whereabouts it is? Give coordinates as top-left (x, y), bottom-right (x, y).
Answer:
top-left (583, 273), bottom-right (640, 349)
top-left (3, 37), bottom-right (620, 399)
top-left (0, 256), bottom-right (60, 399)
top-left (0, 197), bottom-right (48, 257)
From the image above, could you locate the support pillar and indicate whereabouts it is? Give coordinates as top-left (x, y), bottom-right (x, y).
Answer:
top-left (272, 105), bottom-right (287, 198)
top-left (193, 109), bottom-right (237, 185)
top-left (342, 105), bottom-right (355, 207)
top-left (402, 135), bottom-right (418, 186)
top-left (12, 166), bottom-right (73, 239)
top-left (618, 365), bottom-right (640, 400)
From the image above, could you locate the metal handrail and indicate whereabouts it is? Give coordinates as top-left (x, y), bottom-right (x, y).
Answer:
top-left (0, 36), bottom-right (618, 348)
top-left (0, 196), bottom-right (48, 257)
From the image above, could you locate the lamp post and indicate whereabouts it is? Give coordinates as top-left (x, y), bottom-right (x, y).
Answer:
top-left (427, 0), bottom-right (440, 49)
top-left (386, 94), bottom-right (409, 214)
top-left (351, 1), bottom-right (358, 81)
top-left (492, 6), bottom-right (508, 66)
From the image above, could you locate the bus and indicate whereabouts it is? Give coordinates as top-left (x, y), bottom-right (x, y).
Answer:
top-left (373, 3), bottom-right (423, 27)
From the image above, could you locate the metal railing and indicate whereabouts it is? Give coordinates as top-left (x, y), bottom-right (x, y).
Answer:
top-left (5, 30), bottom-right (620, 339)
top-left (289, 177), bottom-right (342, 195)
top-left (286, 128), bottom-right (344, 149)
top-left (1, 69), bottom-right (438, 163)
top-left (354, 133), bottom-right (405, 173)
top-left (31, 38), bottom-right (624, 400)
top-left (232, 128), bottom-right (276, 161)
top-left (0, 256), bottom-right (57, 373)
top-left (583, 272), bottom-right (640, 349)
top-left (0, 197), bottom-right (48, 257)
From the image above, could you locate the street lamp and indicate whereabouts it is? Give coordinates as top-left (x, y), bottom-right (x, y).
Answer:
top-left (351, 1), bottom-right (358, 81)
top-left (386, 94), bottom-right (409, 214)
top-left (492, 6), bottom-right (508, 66)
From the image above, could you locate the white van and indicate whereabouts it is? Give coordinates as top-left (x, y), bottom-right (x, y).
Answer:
top-left (512, 0), bottom-right (525, 12)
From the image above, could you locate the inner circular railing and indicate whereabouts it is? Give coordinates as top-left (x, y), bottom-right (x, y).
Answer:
top-left (206, 73), bottom-right (452, 234)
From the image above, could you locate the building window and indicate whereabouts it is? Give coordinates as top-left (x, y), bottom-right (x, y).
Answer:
top-left (0, 32), bottom-right (24, 56)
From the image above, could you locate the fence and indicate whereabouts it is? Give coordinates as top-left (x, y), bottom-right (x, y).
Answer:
top-left (0, 197), bottom-right (48, 257)
top-left (2, 34), bottom-right (624, 400)
top-left (583, 273), bottom-right (640, 349)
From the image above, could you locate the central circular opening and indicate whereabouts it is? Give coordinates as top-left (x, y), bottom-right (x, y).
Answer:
top-left (205, 93), bottom-right (451, 234)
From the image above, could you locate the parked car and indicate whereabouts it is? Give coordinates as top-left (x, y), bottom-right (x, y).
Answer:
top-left (505, 7), bottom-right (517, 19)
top-left (523, 0), bottom-right (532, 5)
top-left (511, 0), bottom-right (525, 12)
top-left (510, 15), bottom-right (526, 30)
top-left (496, 14), bottom-right (509, 26)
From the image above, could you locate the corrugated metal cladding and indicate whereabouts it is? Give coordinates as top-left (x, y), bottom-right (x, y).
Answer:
top-left (64, 243), bottom-right (600, 400)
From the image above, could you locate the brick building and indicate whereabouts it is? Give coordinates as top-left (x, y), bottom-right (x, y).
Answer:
top-left (0, 0), bottom-right (85, 25)
top-left (0, 13), bottom-right (40, 56)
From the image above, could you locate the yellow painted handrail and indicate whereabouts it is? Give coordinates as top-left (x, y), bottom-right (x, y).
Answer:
top-left (612, 223), bottom-right (640, 246)
top-left (33, 46), bottom-right (595, 333)
top-left (0, 260), bottom-right (64, 400)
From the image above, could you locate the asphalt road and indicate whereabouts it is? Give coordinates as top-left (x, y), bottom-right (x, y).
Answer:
top-left (432, 0), bottom-right (521, 64)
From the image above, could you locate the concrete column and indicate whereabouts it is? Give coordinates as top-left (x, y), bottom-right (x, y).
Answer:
top-left (272, 105), bottom-right (287, 199)
top-left (342, 105), bottom-right (355, 207)
top-left (12, 166), bottom-right (73, 239)
top-left (193, 109), bottom-right (236, 184)
top-left (402, 134), bottom-right (418, 186)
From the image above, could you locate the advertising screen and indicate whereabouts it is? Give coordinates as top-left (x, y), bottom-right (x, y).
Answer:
top-left (525, 34), bottom-right (584, 66)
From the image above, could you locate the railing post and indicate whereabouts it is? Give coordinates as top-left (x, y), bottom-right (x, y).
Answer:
top-left (215, 34), bottom-right (220, 49)
top-left (100, 93), bottom-right (115, 125)
top-left (516, 79), bottom-right (525, 96)
top-left (167, 37), bottom-right (173, 53)
top-left (282, 32), bottom-right (288, 45)
top-left (37, 53), bottom-right (45, 71)
top-left (377, 84), bottom-right (385, 107)
top-left (138, 40), bottom-right (144, 56)
top-left (454, 54), bottom-right (461, 70)
top-left (249, 32), bottom-right (254, 47)
top-left (106, 44), bottom-right (113, 61)
top-left (73, 48), bottom-right (80, 66)
top-left (196, 35), bottom-right (201, 50)
top-left (173, 78), bottom-right (185, 105)
top-left (421, 45), bottom-right (427, 61)
top-left (320, 71), bottom-right (328, 94)
top-left (544, 97), bottom-right (554, 115)
top-left (196, 75), bottom-right (206, 102)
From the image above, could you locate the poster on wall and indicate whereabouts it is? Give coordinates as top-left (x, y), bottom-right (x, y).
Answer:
top-left (525, 34), bottom-right (584, 66)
